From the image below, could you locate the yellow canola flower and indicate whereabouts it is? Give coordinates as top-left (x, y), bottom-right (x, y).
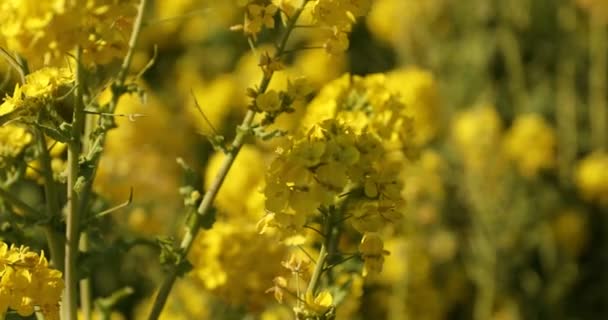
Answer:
top-left (386, 67), bottom-right (441, 147)
top-left (502, 113), bottom-right (556, 178)
top-left (0, 125), bottom-right (32, 167)
top-left (359, 233), bottom-right (389, 277)
top-left (402, 149), bottom-right (445, 204)
top-left (0, 67), bottom-right (74, 122)
top-left (311, 0), bottom-right (371, 31)
top-left (245, 3), bottom-right (279, 37)
top-left (0, 242), bottom-right (63, 320)
top-left (302, 73), bottom-right (416, 152)
top-left (262, 74), bottom-right (410, 239)
top-left (21, 67), bottom-right (74, 97)
top-left (367, 0), bottom-right (445, 46)
top-left (575, 151), bottom-right (608, 205)
top-left (188, 221), bottom-right (287, 310)
top-left (451, 104), bottom-right (503, 170)
top-left (205, 145), bottom-right (266, 221)
top-left (308, 0), bottom-right (371, 53)
top-left (0, 0), bottom-right (138, 66)
top-left (95, 86), bottom-right (193, 235)
top-left (304, 289), bottom-right (334, 315)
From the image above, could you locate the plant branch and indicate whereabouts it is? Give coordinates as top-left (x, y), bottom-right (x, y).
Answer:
top-left (306, 244), bottom-right (328, 298)
top-left (146, 3), bottom-right (309, 319)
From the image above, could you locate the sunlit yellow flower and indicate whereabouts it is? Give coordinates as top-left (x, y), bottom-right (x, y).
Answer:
top-left (205, 145), bottom-right (267, 220)
top-left (386, 67), bottom-right (441, 147)
top-left (575, 151), bottom-right (608, 205)
top-left (502, 113), bottom-right (556, 178)
top-left (304, 289), bottom-right (334, 315)
top-left (452, 104), bottom-right (503, 170)
top-left (0, 242), bottom-right (63, 320)
top-left (0, 67), bottom-right (74, 123)
top-left (0, 0), bottom-right (137, 66)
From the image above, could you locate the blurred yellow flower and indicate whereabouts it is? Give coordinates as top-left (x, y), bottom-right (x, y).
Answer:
top-left (359, 233), bottom-right (389, 276)
top-left (0, 125), bottom-right (32, 167)
top-left (552, 209), bottom-right (588, 257)
top-left (452, 104), bottom-right (503, 170)
top-left (575, 151), bottom-right (608, 205)
top-left (386, 67), bottom-right (441, 147)
top-left (0, 0), bottom-right (137, 66)
top-left (305, 289), bottom-right (334, 315)
top-left (502, 113), bottom-right (556, 178)
top-left (205, 145), bottom-right (266, 220)
top-left (188, 221), bottom-right (287, 310)
top-left (95, 86), bottom-right (193, 235)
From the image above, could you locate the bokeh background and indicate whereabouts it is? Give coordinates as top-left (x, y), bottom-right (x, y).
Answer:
top-left (2, 0), bottom-right (608, 319)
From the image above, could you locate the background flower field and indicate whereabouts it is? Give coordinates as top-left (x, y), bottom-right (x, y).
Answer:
top-left (1, 0), bottom-right (608, 319)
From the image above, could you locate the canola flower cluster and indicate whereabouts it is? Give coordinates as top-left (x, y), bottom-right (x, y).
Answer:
top-left (302, 73), bottom-right (416, 151)
top-left (0, 242), bottom-right (63, 320)
top-left (188, 221), bottom-right (287, 310)
top-left (0, 67), bottom-right (74, 124)
top-left (0, 67), bottom-right (74, 170)
top-left (240, 0), bottom-right (370, 54)
top-left (260, 73), bottom-right (413, 278)
top-left (309, 0), bottom-right (371, 54)
top-left (0, 126), bottom-right (31, 168)
top-left (0, 0), bottom-right (138, 66)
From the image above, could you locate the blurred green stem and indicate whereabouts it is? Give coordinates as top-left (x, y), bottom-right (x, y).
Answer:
top-left (556, 59), bottom-right (577, 185)
top-left (35, 127), bottom-right (66, 272)
top-left (146, 3), bottom-right (309, 319)
top-left (497, 25), bottom-right (527, 114)
top-left (589, 14), bottom-right (607, 150)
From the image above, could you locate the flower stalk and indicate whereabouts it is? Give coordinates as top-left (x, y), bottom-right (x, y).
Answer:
top-left (146, 3), bottom-right (309, 319)
top-left (63, 45), bottom-right (85, 320)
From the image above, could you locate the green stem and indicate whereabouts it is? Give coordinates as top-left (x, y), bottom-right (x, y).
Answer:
top-left (79, 233), bottom-right (92, 320)
top-left (78, 59), bottom-right (99, 320)
top-left (63, 46), bottom-right (85, 320)
top-left (44, 226), bottom-right (65, 271)
top-left (306, 244), bottom-right (328, 299)
top-left (34, 127), bottom-right (65, 272)
top-left (589, 13), bottom-right (607, 151)
top-left (79, 0), bottom-right (148, 214)
top-left (146, 3), bottom-right (309, 319)
top-left (306, 207), bottom-right (337, 300)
